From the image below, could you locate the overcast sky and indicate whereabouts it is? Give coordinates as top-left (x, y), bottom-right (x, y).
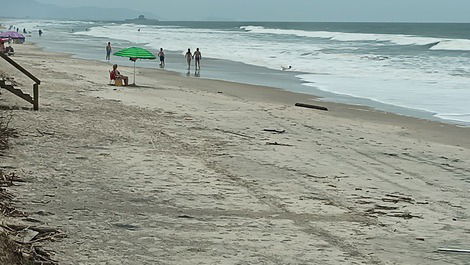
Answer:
top-left (35, 0), bottom-right (470, 22)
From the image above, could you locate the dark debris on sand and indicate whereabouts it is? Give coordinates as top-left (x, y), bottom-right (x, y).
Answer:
top-left (0, 113), bottom-right (64, 264)
top-left (0, 112), bottom-right (16, 151)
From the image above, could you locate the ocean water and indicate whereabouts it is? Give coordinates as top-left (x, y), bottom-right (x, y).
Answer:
top-left (3, 19), bottom-right (470, 125)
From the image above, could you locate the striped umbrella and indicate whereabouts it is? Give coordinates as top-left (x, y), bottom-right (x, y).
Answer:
top-left (114, 47), bottom-right (156, 86)
top-left (0, 31), bottom-right (25, 39)
top-left (0, 31), bottom-right (25, 44)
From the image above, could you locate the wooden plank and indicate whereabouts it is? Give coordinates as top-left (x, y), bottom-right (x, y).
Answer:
top-left (0, 52), bottom-right (41, 84)
top-left (2, 85), bottom-right (34, 104)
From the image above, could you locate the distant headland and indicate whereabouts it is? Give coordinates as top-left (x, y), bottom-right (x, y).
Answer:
top-left (124, 15), bottom-right (159, 25)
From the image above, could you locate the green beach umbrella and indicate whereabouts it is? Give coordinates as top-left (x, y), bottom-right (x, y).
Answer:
top-left (114, 47), bottom-right (156, 86)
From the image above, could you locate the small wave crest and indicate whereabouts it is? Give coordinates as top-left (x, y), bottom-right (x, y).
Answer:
top-left (435, 113), bottom-right (470, 123)
top-left (430, 39), bottom-right (470, 51)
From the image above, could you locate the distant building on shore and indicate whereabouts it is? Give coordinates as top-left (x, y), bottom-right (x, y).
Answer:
top-left (124, 15), bottom-right (159, 25)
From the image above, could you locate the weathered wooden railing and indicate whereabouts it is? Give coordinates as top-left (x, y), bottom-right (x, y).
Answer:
top-left (0, 52), bottom-right (40, 110)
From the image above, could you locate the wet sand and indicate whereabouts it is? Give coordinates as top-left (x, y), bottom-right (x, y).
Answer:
top-left (1, 43), bottom-right (469, 264)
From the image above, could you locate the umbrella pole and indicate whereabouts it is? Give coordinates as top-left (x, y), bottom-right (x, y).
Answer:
top-left (133, 61), bottom-right (136, 85)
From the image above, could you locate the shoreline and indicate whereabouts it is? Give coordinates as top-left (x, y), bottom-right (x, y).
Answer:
top-left (28, 42), bottom-right (470, 148)
top-left (1, 43), bottom-right (469, 264)
top-left (4, 41), bottom-right (470, 148)
top-left (81, 50), bottom-right (470, 127)
top-left (10, 21), bottom-right (465, 127)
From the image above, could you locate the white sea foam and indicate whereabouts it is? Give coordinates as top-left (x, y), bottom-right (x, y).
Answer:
top-left (241, 25), bottom-right (470, 50)
top-left (72, 23), bottom-right (470, 123)
top-left (435, 114), bottom-right (470, 123)
top-left (430, 39), bottom-right (470, 51)
top-left (78, 24), bottom-right (326, 72)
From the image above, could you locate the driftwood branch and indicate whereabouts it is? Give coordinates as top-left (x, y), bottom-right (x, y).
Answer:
top-left (215, 128), bottom-right (255, 139)
top-left (266, 142), bottom-right (293, 147)
top-left (263, 129), bottom-right (286, 134)
top-left (437, 248), bottom-right (470, 254)
top-left (295, 103), bottom-right (328, 111)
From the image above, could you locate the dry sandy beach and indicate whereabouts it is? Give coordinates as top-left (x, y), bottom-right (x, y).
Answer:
top-left (1, 44), bottom-right (469, 264)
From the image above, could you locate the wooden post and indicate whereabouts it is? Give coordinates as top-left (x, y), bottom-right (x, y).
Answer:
top-left (33, 84), bottom-right (39, 111)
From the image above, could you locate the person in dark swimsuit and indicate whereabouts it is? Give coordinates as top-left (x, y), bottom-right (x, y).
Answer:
top-left (194, 48), bottom-right (202, 70)
top-left (106, 42), bottom-right (112, 61)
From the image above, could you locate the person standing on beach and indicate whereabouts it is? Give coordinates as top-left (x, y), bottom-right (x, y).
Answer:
top-left (38, 29), bottom-right (43, 37)
top-left (194, 48), bottom-right (202, 70)
top-left (0, 40), bottom-right (5, 54)
top-left (106, 42), bottom-right (112, 61)
top-left (158, 48), bottom-right (165, 68)
top-left (185, 49), bottom-right (193, 70)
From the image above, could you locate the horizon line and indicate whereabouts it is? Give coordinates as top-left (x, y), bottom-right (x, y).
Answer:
top-left (2, 16), bottom-right (470, 24)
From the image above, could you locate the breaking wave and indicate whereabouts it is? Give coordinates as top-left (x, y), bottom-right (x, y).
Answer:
top-left (241, 26), bottom-right (470, 51)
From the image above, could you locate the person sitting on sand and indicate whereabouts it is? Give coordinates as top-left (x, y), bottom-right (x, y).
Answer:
top-left (5, 45), bottom-right (14, 56)
top-left (110, 64), bottom-right (129, 86)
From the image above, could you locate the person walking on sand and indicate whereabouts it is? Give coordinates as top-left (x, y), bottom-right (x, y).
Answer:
top-left (106, 42), bottom-right (112, 61)
top-left (194, 48), bottom-right (202, 70)
top-left (185, 48), bottom-right (192, 70)
top-left (158, 48), bottom-right (165, 68)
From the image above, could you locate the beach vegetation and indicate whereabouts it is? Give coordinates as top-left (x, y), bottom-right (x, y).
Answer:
top-left (0, 112), bottom-right (15, 150)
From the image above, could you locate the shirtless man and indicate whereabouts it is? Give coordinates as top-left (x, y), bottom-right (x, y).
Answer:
top-left (194, 48), bottom-right (202, 70)
top-left (106, 42), bottom-right (112, 61)
top-left (185, 49), bottom-right (192, 70)
top-left (158, 48), bottom-right (165, 68)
